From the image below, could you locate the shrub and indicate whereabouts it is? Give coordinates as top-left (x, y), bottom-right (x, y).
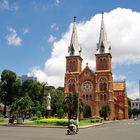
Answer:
top-left (30, 116), bottom-right (38, 121)
top-left (0, 117), bottom-right (5, 123)
top-left (36, 111), bottom-right (42, 119)
top-left (0, 114), bottom-right (4, 118)
top-left (35, 118), bottom-right (68, 126)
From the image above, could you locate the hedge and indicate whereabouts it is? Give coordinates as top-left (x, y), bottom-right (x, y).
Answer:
top-left (35, 118), bottom-right (68, 126)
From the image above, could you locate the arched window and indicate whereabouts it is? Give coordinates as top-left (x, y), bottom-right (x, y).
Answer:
top-left (86, 95), bottom-right (88, 100)
top-left (100, 94), bottom-right (103, 100)
top-left (103, 83), bottom-right (107, 91)
top-left (71, 84), bottom-right (75, 92)
top-left (69, 84), bottom-right (72, 92)
top-left (83, 94), bottom-right (85, 99)
top-left (89, 94), bottom-right (92, 99)
top-left (68, 60), bottom-right (76, 72)
top-left (99, 59), bottom-right (103, 70)
top-left (69, 79), bottom-right (75, 92)
top-left (104, 94), bottom-right (107, 101)
top-left (100, 83), bottom-right (103, 91)
top-left (103, 59), bottom-right (106, 70)
top-left (100, 93), bottom-right (107, 101)
top-left (73, 61), bottom-right (76, 71)
top-left (99, 58), bottom-right (108, 70)
top-left (69, 61), bottom-right (72, 72)
top-left (99, 77), bottom-right (108, 91)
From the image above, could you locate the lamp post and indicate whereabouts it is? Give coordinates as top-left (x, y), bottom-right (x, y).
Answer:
top-left (69, 72), bottom-right (79, 126)
top-left (76, 84), bottom-right (80, 126)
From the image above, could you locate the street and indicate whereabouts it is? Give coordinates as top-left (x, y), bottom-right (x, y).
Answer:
top-left (0, 119), bottom-right (140, 140)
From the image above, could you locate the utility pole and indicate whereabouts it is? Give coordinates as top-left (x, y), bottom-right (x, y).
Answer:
top-left (69, 72), bottom-right (79, 126)
top-left (76, 82), bottom-right (79, 126)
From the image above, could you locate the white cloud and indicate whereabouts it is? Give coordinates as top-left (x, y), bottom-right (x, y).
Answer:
top-left (29, 67), bottom-right (47, 83)
top-left (30, 8), bottom-right (140, 99)
top-left (0, 0), bottom-right (9, 10)
top-left (126, 81), bottom-right (139, 99)
top-left (55, 0), bottom-right (60, 6)
top-left (48, 34), bottom-right (56, 43)
top-left (6, 27), bottom-right (22, 46)
top-left (51, 23), bottom-right (59, 31)
top-left (113, 74), bottom-right (126, 81)
top-left (11, 2), bottom-right (19, 12)
top-left (33, 0), bottom-right (60, 12)
top-left (22, 28), bottom-right (29, 35)
top-left (0, 0), bottom-right (19, 12)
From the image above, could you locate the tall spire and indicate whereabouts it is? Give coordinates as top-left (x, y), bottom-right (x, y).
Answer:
top-left (96, 12), bottom-right (111, 54)
top-left (68, 16), bottom-right (81, 56)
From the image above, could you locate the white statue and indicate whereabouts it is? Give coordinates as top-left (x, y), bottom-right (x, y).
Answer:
top-left (47, 93), bottom-right (51, 110)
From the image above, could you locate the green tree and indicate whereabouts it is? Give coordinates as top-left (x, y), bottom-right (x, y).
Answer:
top-left (127, 98), bottom-right (132, 118)
top-left (128, 98), bottom-right (132, 108)
top-left (49, 88), bottom-right (65, 118)
top-left (57, 87), bottom-right (64, 92)
top-left (21, 80), bottom-right (44, 115)
top-left (100, 104), bottom-right (111, 120)
top-left (64, 92), bottom-right (85, 119)
top-left (11, 96), bottom-right (34, 123)
top-left (64, 93), bottom-right (78, 119)
top-left (128, 106), bottom-right (132, 118)
top-left (132, 108), bottom-right (138, 117)
top-left (138, 108), bottom-right (140, 115)
top-left (1, 69), bottom-right (18, 116)
top-left (36, 111), bottom-right (42, 119)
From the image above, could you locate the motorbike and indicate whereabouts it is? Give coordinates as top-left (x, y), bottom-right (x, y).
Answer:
top-left (67, 124), bottom-right (79, 135)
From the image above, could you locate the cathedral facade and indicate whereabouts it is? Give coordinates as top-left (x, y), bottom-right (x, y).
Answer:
top-left (64, 14), bottom-right (128, 120)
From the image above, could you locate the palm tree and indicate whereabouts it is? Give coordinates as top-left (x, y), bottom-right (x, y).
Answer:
top-left (64, 93), bottom-right (78, 119)
top-left (64, 92), bottom-right (84, 119)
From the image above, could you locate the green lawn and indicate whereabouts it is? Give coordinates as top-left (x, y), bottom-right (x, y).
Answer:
top-left (0, 117), bottom-right (5, 123)
top-left (25, 117), bottom-right (102, 126)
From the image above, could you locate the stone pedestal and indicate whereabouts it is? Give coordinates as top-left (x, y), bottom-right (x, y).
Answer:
top-left (46, 110), bottom-right (52, 118)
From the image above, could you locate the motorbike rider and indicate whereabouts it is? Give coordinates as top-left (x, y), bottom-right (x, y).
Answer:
top-left (68, 118), bottom-right (77, 132)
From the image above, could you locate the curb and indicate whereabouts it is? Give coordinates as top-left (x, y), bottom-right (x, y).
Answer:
top-left (0, 121), bottom-right (112, 129)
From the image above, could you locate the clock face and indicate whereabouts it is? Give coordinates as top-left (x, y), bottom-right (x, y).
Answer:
top-left (82, 81), bottom-right (93, 92)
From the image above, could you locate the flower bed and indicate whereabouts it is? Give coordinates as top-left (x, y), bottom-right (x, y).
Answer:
top-left (35, 118), bottom-right (68, 126)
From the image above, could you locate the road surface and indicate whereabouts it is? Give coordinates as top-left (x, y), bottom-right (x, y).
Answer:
top-left (0, 119), bottom-right (140, 140)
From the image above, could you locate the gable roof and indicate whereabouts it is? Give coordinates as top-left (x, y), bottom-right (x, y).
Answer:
top-left (113, 82), bottom-right (125, 91)
top-left (79, 63), bottom-right (94, 78)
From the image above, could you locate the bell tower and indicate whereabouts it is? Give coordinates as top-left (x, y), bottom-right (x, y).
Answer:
top-left (95, 13), bottom-right (115, 119)
top-left (64, 17), bottom-right (82, 96)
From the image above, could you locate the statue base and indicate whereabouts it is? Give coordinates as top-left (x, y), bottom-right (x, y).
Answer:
top-left (46, 110), bottom-right (52, 118)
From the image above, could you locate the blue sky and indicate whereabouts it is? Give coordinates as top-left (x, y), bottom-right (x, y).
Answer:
top-left (0, 0), bottom-right (140, 99)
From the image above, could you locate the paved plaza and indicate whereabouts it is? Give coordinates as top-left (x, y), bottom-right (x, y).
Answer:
top-left (0, 119), bottom-right (140, 140)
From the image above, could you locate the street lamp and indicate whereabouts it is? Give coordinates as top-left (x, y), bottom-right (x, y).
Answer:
top-left (69, 72), bottom-right (80, 126)
top-left (76, 84), bottom-right (80, 126)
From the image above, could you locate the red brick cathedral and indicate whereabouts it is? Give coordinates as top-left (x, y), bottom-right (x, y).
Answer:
top-left (64, 14), bottom-right (128, 120)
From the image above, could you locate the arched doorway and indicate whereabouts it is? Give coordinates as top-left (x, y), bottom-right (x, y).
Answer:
top-left (84, 106), bottom-right (91, 118)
